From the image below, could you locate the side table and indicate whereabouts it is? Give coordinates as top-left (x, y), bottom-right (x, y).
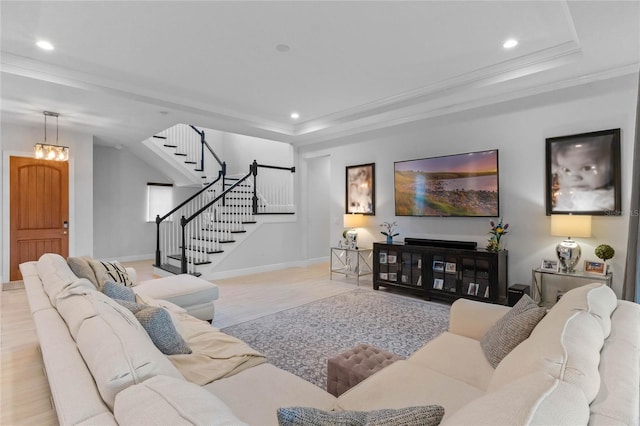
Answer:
top-left (330, 247), bottom-right (373, 286)
top-left (532, 268), bottom-right (612, 308)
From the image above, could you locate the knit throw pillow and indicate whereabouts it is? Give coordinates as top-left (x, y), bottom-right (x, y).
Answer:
top-left (480, 294), bottom-right (547, 368)
top-left (134, 306), bottom-right (191, 355)
top-left (102, 281), bottom-right (136, 302)
top-left (67, 256), bottom-right (99, 288)
top-left (276, 406), bottom-right (445, 426)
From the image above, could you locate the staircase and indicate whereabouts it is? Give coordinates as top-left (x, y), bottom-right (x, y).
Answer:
top-left (150, 124), bottom-right (295, 277)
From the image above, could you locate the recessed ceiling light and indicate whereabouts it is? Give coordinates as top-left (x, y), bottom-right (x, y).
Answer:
top-left (503, 39), bottom-right (518, 49)
top-left (290, 112), bottom-right (300, 120)
top-left (276, 44), bottom-right (291, 53)
top-left (36, 40), bottom-right (54, 50)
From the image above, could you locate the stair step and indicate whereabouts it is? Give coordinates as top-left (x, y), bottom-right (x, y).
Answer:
top-left (153, 135), bottom-right (167, 140)
top-left (185, 161), bottom-right (197, 165)
top-left (174, 153), bottom-right (187, 157)
top-left (163, 144), bottom-right (177, 148)
top-left (192, 236), bottom-right (236, 243)
top-left (195, 169), bottom-right (204, 172)
top-left (181, 246), bottom-right (224, 254)
top-left (231, 230), bottom-right (247, 234)
top-left (155, 263), bottom-right (201, 277)
top-left (167, 254), bottom-right (211, 265)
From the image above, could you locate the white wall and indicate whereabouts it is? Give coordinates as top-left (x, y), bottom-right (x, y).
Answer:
top-left (93, 144), bottom-right (196, 260)
top-left (305, 155), bottom-right (331, 260)
top-left (222, 133), bottom-right (294, 175)
top-left (299, 74), bottom-right (638, 297)
top-left (1, 122), bottom-right (94, 282)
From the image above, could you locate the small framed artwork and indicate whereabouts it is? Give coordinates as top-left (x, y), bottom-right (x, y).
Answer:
top-left (379, 272), bottom-right (388, 280)
top-left (388, 273), bottom-right (397, 282)
top-left (379, 253), bottom-right (387, 264)
top-left (483, 286), bottom-right (490, 298)
top-left (433, 278), bottom-right (444, 290)
top-left (346, 163), bottom-right (375, 215)
top-left (387, 255), bottom-right (397, 264)
top-left (445, 262), bottom-right (457, 274)
top-left (584, 260), bottom-right (606, 275)
top-left (545, 128), bottom-right (621, 215)
top-left (433, 261), bottom-right (444, 272)
top-left (540, 259), bottom-right (559, 272)
top-left (416, 276), bottom-right (423, 286)
top-left (467, 283), bottom-right (478, 295)
top-left (401, 274), bottom-right (408, 283)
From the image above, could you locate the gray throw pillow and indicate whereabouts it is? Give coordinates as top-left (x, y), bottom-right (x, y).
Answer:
top-left (114, 298), bottom-right (147, 313)
top-left (134, 307), bottom-right (191, 355)
top-left (67, 256), bottom-right (99, 288)
top-left (102, 281), bottom-right (136, 302)
top-left (276, 406), bottom-right (445, 426)
top-left (480, 294), bottom-right (546, 368)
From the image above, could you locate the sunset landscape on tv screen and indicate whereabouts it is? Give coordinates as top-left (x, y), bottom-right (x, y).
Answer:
top-left (394, 150), bottom-right (499, 217)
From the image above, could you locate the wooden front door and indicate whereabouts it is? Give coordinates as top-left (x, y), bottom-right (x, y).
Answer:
top-left (9, 156), bottom-right (69, 281)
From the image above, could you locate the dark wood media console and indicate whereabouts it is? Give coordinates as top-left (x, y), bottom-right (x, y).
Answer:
top-left (373, 240), bottom-right (508, 305)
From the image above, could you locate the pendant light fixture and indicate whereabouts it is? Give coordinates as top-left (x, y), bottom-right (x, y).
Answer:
top-left (34, 111), bottom-right (69, 161)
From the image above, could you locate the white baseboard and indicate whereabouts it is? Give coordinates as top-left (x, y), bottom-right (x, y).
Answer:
top-left (207, 256), bottom-right (329, 280)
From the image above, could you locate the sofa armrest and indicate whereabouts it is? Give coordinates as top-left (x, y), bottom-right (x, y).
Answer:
top-left (125, 267), bottom-right (138, 286)
top-left (449, 298), bottom-right (510, 340)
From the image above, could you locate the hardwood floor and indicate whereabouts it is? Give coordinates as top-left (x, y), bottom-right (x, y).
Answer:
top-left (1, 260), bottom-right (367, 425)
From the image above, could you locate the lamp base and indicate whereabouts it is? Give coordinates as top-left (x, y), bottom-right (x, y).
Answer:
top-left (556, 239), bottom-right (581, 272)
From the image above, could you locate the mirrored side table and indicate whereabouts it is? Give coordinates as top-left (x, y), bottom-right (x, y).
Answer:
top-left (532, 268), bottom-right (612, 308)
top-left (330, 247), bottom-right (373, 286)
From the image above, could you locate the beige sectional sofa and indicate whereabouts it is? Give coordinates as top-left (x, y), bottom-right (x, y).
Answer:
top-left (20, 253), bottom-right (640, 425)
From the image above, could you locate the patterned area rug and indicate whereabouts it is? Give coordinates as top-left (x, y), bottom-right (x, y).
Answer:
top-left (222, 289), bottom-right (450, 389)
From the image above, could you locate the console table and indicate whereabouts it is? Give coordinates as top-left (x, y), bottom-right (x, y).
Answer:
top-left (330, 247), bottom-right (373, 286)
top-left (532, 268), bottom-right (613, 308)
top-left (374, 241), bottom-right (508, 304)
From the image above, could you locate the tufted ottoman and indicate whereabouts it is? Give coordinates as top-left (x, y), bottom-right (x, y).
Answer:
top-left (327, 343), bottom-right (404, 397)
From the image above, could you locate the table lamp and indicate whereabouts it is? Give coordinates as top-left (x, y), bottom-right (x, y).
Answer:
top-left (550, 215), bottom-right (592, 272)
top-left (343, 214), bottom-right (364, 248)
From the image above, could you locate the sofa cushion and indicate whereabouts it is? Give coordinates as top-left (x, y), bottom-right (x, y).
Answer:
top-left (56, 287), bottom-right (183, 409)
top-left (335, 360), bottom-right (484, 422)
top-left (67, 256), bottom-right (99, 288)
top-left (134, 306), bottom-right (192, 355)
top-left (277, 405), bottom-right (445, 426)
top-left (206, 363), bottom-right (337, 426)
top-left (589, 300), bottom-right (640, 425)
top-left (36, 253), bottom-right (81, 306)
top-left (135, 274), bottom-right (219, 308)
top-left (480, 294), bottom-right (546, 368)
top-left (407, 331), bottom-right (494, 391)
top-left (441, 372), bottom-right (590, 425)
top-left (114, 375), bottom-right (246, 426)
top-left (102, 280), bottom-right (136, 301)
top-left (88, 259), bottom-right (133, 289)
top-left (488, 284), bottom-right (617, 403)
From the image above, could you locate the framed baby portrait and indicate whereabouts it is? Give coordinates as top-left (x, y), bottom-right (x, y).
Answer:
top-left (545, 128), bottom-right (621, 215)
top-left (346, 163), bottom-right (375, 215)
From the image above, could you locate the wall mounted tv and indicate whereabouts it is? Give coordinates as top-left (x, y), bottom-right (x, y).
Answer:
top-left (394, 149), bottom-right (499, 217)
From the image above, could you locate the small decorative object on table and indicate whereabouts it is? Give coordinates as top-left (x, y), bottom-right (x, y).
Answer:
top-left (487, 218), bottom-right (509, 252)
top-left (380, 221), bottom-right (399, 244)
top-left (594, 244), bottom-right (614, 273)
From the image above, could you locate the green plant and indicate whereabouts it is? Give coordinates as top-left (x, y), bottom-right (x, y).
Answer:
top-left (595, 244), bottom-right (615, 261)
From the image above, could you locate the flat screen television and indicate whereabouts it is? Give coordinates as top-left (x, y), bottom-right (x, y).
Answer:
top-left (394, 149), bottom-right (499, 217)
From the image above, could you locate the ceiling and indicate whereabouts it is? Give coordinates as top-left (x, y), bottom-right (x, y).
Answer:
top-left (1, 1), bottom-right (638, 149)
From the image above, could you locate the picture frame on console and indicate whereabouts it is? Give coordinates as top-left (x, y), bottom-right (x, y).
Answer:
top-left (346, 163), bottom-right (375, 215)
top-left (584, 260), bottom-right (606, 275)
top-left (540, 259), bottom-right (559, 272)
top-left (545, 129), bottom-right (621, 215)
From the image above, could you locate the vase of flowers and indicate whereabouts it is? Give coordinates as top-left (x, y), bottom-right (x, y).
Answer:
top-left (487, 218), bottom-right (509, 252)
top-left (381, 221), bottom-right (399, 244)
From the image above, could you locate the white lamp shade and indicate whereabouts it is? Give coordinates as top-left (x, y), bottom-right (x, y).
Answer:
top-left (344, 214), bottom-right (364, 228)
top-left (550, 215), bottom-right (592, 238)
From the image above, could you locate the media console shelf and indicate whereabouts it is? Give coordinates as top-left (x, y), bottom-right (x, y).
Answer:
top-left (373, 240), bottom-right (508, 305)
